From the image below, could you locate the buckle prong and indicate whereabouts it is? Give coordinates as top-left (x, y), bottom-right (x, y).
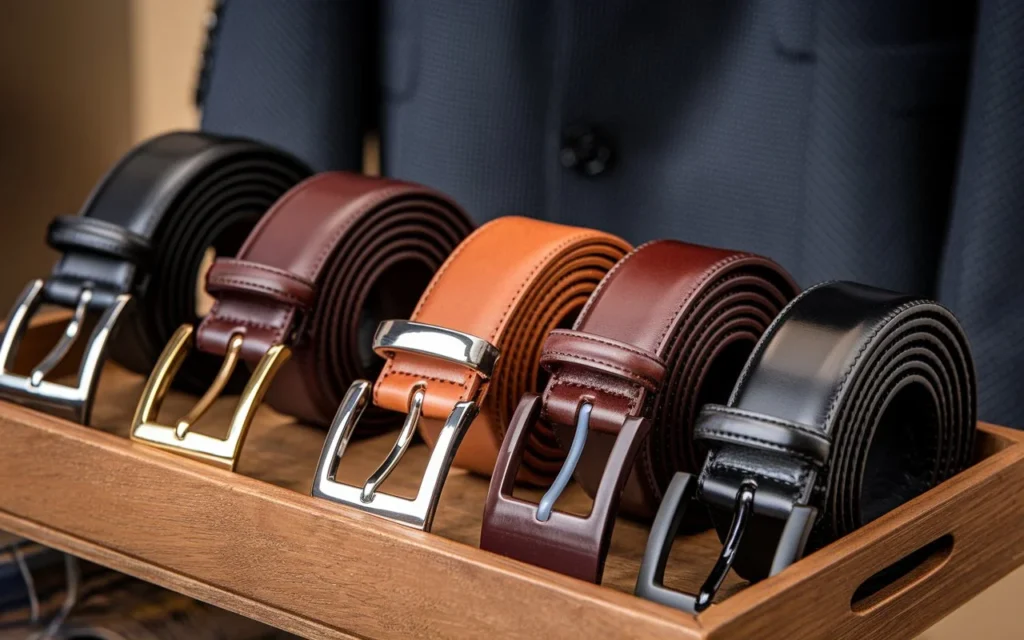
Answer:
top-left (130, 324), bottom-right (291, 470)
top-left (536, 401), bottom-right (592, 521)
top-left (30, 288), bottom-right (92, 387)
top-left (361, 384), bottom-right (425, 502)
top-left (173, 334), bottom-right (244, 439)
top-left (694, 480), bottom-right (757, 611)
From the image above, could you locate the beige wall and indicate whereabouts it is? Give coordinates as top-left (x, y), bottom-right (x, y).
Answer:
top-left (129, 0), bottom-right (206, 139)
top-left (0, 2), bottom-right (1018, 637)
top-left (0, 0), bottom-right (206, 306)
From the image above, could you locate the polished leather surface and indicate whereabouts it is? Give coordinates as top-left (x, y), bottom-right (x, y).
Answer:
top-left (195, 172), bottom-right (473, 428)
top-left (695, 281), bottom-right (976, 581)
top-left (480, 240), bottom-right (797, 582)
top-left (548, 241), bottom-right (798, 515)
top-left (46, 216), bottom-right (152, 266)
top-left (44, 131), bottom-right (310, 393)
top-left (205, 259), bottom-right (317, 310)
top-left (372, 217), bottom-right (631, 481)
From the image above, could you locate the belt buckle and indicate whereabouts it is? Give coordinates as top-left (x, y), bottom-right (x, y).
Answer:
top-left (480, 395), bottom-right (650, 582)
top-left (312, 320), bottom-right (499, 530)
top-left (129, 324), bottom-right (291, 470)
top-left (634, 472), bottom-right (817, 613)
top-left (0, 279), bottom-right (130, 424)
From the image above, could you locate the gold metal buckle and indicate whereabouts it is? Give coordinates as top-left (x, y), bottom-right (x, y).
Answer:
top-left (130, 324), bottom-right (290, 470)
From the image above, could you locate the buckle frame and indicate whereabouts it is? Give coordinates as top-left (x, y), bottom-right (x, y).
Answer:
top-left (311, 320), bottom-right (497, 531)
top-left (0, 279), bottom-right (130, 424)
top-left (480, 394), bottom-right (650, 583)
top-left (130, 324), bottom-right (291, 470)
top-left (634, 472), bottom-right (817, 613)
top-left (312, 380), bottom-right (478, 530)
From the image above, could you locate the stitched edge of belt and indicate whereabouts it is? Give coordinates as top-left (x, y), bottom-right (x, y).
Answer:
top-left (372, 216), bottom-right (632, 483)
top-left (479, 240), bottom-right (798, 582)
top-left (635, 280), bottom-right (976, 612)
top-left (0, 131), bottom-right (310, 424)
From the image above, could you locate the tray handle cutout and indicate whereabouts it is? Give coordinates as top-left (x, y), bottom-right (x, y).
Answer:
top-left (851, 534), bottom-right (954, 613)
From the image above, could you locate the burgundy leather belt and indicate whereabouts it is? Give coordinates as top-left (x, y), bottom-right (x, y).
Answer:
top-left (480, 240), bottom-right (799, 582)
top-left (129, 172), bottom-right (473, 469)
top-left (0, 131), bottom-right (309, 424)
top-left (636, 281), bottom-right (976, 612)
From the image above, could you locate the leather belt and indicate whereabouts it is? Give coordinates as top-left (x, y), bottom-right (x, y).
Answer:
top-left (312, 217), bottom-right (630, 530)
top-left (130, 172), bottom-right (474, 469)
top-left (0, 132), bottom-right (309, 424)
top-left (479, 240), bottom-right (798, 582)
top-left (636, 281), bottom-right (976, 612)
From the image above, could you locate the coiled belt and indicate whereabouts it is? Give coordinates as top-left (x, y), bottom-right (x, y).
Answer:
top-left (0, 132), bottom-right (309, 424)
top-left (313, 217), bottom-right (630, 530)
top-left (637, 281), bottom-right (976, 612)
top-left (480, 241), bottom-right (798, 582)
top-left (130, 172), bottom-right (473, 469)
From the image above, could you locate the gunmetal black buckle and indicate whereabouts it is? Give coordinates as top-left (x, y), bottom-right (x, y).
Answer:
top-left (634, 472), bottom-right (816, 613)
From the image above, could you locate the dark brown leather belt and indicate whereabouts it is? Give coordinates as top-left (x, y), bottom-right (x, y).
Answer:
top-left (129, 172), bottom-right (473, 468)
top-left (636, 281), bottom-right (976, 612)
top-left (480, 240), bottom-right (798, 582)
top-left (0, 132), bottom-right (309, 424)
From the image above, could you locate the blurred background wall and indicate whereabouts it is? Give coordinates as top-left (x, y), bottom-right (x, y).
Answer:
top-left (0, 2), bottom-right (1016, 637)
top-left (0, 0), bottom-right (205, 306)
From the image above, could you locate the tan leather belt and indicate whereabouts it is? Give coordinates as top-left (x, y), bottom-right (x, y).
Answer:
top-left (313, 217), bottom-right (630, 529)
top-left (480, 240), bottom-right (798, 582)
top-left (130, 172), bottom-right (473, 469)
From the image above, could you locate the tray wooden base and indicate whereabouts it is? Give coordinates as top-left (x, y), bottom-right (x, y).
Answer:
top-left (0, 314), bottom-right (1023, 639)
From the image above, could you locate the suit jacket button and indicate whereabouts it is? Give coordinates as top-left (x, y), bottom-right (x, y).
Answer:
top-left (560, 124), bottom-right (614, 177)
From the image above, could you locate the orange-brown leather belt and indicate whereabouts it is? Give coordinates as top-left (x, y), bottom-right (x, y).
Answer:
top-left (311, 216), bottom-right (630, 531)
top-left (375, 216), bottom-right (632, 484)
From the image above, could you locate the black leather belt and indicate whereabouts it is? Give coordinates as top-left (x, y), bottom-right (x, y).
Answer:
top-left (636, 281), bottom-right (976, 612)
top-left (0, 131), bottom-right (310, 424)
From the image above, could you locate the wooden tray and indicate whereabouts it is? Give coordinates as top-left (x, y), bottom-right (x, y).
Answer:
top-left (0, 313), bottom-right (1022, 639)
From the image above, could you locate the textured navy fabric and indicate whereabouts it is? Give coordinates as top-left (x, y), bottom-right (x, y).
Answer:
top-left (938, 0), bottom-right (1024, 428)
top-left (201, 0), bottom-right (1024, 427)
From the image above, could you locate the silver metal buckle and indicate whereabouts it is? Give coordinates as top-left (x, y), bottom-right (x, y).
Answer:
top-left (0, 279), bottom-right (129, 424)
top-left (312, 320), bottom-right (498, 530)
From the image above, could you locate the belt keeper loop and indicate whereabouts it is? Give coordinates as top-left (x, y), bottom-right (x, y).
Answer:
top-left (205, 258), bottom-right (317, 310)
top-left (540, 329), bottom-right (666, 392)
top-left (695, 405), bottom-right (831, 468)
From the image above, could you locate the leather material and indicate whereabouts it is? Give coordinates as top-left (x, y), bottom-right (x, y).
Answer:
top-left (44, 131), bottom-right (310, 394)
top-left (372, 217), bottom-right (631, 482)
top-left (548, 241), bottom-right (798, 517)
top-left (540, 330), bottom-right (667, 393)
top-left (480, 240), bottom-right (797, 582)
top-left (46, 216), bottom-right (152, 266)
top-left (195, 172), bottom-right (474, 428)
top-left (695, 281), bottom-right (976, 581)
top-left (205, 259), bottom-right (317, 310)
top-left (694, 406), bottom-right (831, 467)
